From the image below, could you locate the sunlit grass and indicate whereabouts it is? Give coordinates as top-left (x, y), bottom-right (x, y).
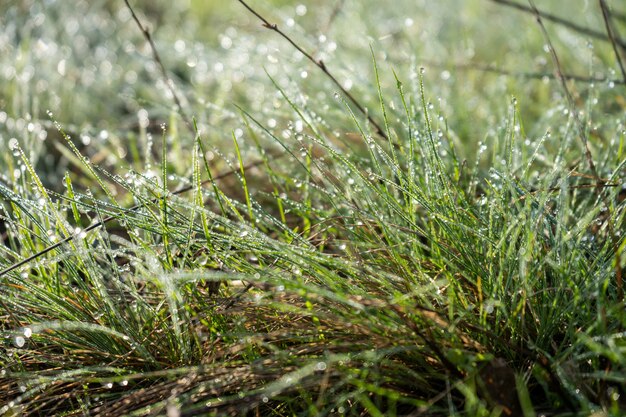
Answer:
top-left (1, 1), bottom-right (625, 416)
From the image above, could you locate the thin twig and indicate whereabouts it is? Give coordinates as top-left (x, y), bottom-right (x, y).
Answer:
top-left (0, 3), bottom-right (298, 278)
top-left (598, 0), bottom-right (626, 84)
top-left (527, 0), bottom-right (623, 301)
top-left (527, 0), bottom-right (597, 176)
top-left (236, 0), bottom-right (388, 142)
top-left (313, 0), bottom-right (346, 57)
top-left (323, 0), bottom-right (346, 34)
top-left (490, 0), bottom-right (626, 52)
top-left (421, 58), bottom-right (625, 85)
top-left (597, 0), bottom-right (625, 302)
top-left (0, 154), bottom-right (284, 279)
top-left (124, 0), bottom-right (194, 133)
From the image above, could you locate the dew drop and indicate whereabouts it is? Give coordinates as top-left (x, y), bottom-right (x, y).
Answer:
top-left (14, 336), bottom-right (25, 348)
top-left (99, 130), bottom-right (109, 140)
top-left (8, 138), bottom-right (19, 151)
top-left (295, 4), bottom-right (307, 16)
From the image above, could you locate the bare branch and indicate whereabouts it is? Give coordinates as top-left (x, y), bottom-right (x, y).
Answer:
top-left (421, 58), bottom-right (625, 85)
top-left (527, 0), bottom-right (623, 302)
top-left (236, 0), bottom-right (389, 143)
top-left (323, 0), bottom-right (346, 33)
top-left (124, 0), bottom-right (194, 133)
top-left (527, 0), bottom-right (597, 176)
top-left (0, 152), bottom-right (285, 278)
top-left (490, 0), bottom-right (626, 53)
top-left (599, 0), bottom-right (626, 83)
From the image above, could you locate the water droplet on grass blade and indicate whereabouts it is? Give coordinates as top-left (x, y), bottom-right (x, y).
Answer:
top-left (8, 138), bottom-right (18, 151)
top-left (14, 336), bottom-right (25, 347)
top-left (484, 302), bottom-right (495, 314)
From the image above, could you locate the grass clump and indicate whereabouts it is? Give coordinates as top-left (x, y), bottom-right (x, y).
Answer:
top-left (1, 0), bottom-right (625, 416)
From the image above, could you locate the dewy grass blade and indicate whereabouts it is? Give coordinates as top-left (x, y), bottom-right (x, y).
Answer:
top-left (3, 2), bottom-right (625, 415)
top-left (242, 114), bottom-right (288, 227)
top-left (232, 131), bottom-right (254, 223)
top-left (193, 138), bottom-right (214, 252)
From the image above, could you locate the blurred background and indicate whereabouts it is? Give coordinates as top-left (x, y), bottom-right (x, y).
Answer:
top-left (0, 0), bottom-right (624, 192)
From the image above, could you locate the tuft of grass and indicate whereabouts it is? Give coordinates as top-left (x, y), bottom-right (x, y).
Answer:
top-left (1, 1), bottom-right (625, 416)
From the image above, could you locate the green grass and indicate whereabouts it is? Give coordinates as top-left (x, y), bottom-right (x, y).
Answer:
top-left (1, 0), bottom-right (625, 415)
